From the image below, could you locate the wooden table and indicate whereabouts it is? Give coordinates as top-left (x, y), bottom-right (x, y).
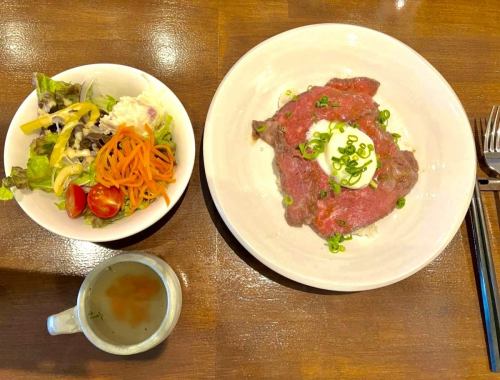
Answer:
top-left (1, 1), bottom-right (499, 378)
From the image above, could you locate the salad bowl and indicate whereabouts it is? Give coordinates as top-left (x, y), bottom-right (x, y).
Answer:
top-left (3, 63), bottom-right (195, 242)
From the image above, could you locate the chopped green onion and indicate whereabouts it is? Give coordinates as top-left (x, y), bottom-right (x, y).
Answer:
top-left (319, 190), bottom-right (328, 199)
top-left (256, 124), bottom-right (267, 133)
top-left (347, 172), bottom-right (362, 185)
top-left (391, 132), bottom-right (401, 145)
top-left (315, 95), bottom-right (329, 108)
top-left (336, 122), bottom-right (346, 132)
top-left (328, 177), bottom-right (341, 194)
top-left (378, 109), bottom-right (391, 131)
top-left (283, 194), bottom-right (293, 206)
top-left (369, 179), bottom-right (378, 189)
top-left (379, 109), bottom-right (391, 122)
top-left (298, 128), bottom-right (333, 160)
top-left (396, 197), bottom-right (406, 209)
top-left (326, 233), bottom-right (352, 253)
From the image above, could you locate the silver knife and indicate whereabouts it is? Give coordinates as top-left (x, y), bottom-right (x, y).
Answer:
top-left (479, 178), bottom-right (500, 191)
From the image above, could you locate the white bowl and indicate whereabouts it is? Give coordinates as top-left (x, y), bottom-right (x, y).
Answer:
top-left (203, 24), bottom-right (476, 291)
top-left (4, 63), bottom-right (195, 242)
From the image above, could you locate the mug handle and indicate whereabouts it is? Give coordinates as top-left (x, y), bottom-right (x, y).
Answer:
top-left (47, 306), bottom-right (82, 335)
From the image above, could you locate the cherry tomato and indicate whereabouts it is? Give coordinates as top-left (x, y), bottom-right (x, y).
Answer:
top-left (65, 183), bottom-right (87, 218)
top-left (87, 183), bottom-right (123, 219)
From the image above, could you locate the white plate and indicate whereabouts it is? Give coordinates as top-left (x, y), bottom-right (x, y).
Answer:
top-left (4, 63), bottom-right (195, 242)
top-left (203, 24), bottom-right (475, 291)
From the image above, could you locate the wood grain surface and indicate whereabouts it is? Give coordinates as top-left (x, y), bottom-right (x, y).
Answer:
top-left (0, 0), bottom-right (499, 378)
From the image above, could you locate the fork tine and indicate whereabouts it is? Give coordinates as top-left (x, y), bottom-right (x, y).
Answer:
top-left (485, 106), bottom-right (495, 153)
top-left (478, 118), bottom-right (485, 153)
top-left (494, 106), bottom-right (500, 152)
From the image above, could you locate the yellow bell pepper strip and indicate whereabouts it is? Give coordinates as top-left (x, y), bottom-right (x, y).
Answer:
top-left (53, 163), bottom-right (83, 196)
top-left (49, 120), bottom-right (78, 167)
top-left (20, 102), bottom-right (100, 134)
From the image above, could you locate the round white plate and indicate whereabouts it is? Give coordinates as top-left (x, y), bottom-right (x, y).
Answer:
top-left (4, 63), bottom-right (195, 242)
top-left (203, 24), bottom-right (475, 291)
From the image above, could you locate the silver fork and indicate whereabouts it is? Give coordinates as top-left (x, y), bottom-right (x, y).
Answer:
top-left (484, 105), bottom-right (500, 175)
top-left (471, 112), bottom-right (500, 372)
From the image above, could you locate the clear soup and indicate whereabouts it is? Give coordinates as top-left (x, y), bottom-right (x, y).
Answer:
top-left (86, 261), bottom-right (167, 346)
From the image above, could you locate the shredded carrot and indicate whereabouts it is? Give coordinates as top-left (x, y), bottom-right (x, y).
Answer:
top-left (95, 125), bottom-right (175, 214)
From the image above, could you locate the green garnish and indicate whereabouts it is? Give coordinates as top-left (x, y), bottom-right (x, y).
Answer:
top-left (0, 186), bottom-right (13, 201)
top-left (326, 233), bottom-right (352, 253)
top-left (328, 177), bottom-right (341, 194)
top-left (256, 124), bottom-right (267, 133)
top-left (283, 89), bottom-right (299, 102)
top-left (319, 190), bottom-right (328, 199)
top-left (396, 197), bottom-right (406, 209)
top-left (298, 128), bottom-right (333, 160)
top-left (315, 95), bottom-right (329, 108)
top-left (391, 133), bottom-right (401, 145)
top-left (369, 179), bottom-right (378, 189)
top-left (55, 199), bottom-right (66, 210)
top-left (378, 109), bottom-right (391, 131)
top-left (379, 109), bottom-right (391, 123)
top-left (283, 194), bottom-right (293, 206)
top-left (334, 122), bottom-right (346, 133)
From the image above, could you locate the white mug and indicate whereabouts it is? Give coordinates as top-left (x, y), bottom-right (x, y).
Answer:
top-left (47, 253), bottom-right (182, 355)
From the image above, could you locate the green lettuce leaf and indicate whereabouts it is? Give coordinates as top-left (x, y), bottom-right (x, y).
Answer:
top-left (0, 186), bottom-right (13, 200)
top-left (26, 155), bottom-right (53, 191)
top-left (83, 209), bottom-right (126, 228)
top-left (2, 167), bottom-right (29, 189)
top-left (2, 155), bottom-right (53, 195)
top-left (34, 72), bottom-right (81, 113)
top-left (30, 132), bottom-right (59, 156)
top-left (91, 94), bottom-right (118, 113)
top-left (72, 162), bottom-right (96, 187)
top-left (154, 114), bottom-right (176, 151)
top-left (55, 199), bottom-right (66, 210)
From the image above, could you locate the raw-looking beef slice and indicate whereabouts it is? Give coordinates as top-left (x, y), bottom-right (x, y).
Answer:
top-left (251, 77), bottom-right (418, 235)
top-left (312, 117), bottom-right (419, 236)
top-left (274, 140), bottom-right (329, 226)
top-left (313, 150), bottom-right (418, 236)
top-left (326, 77), bottom-right (380, 97)
top-left (253, 83), bottom-right (379, 149)
top-left (252, 119), bottom-right (280, 146)
top-left (355, 115), bottom-right (418, 193)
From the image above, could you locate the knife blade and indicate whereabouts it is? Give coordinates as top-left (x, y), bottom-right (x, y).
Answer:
top-left (479, 178), bottom-right (500, 191)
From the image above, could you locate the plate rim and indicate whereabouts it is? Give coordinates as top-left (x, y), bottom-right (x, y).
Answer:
top-left (203, 23), bottom-right (476, 291)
